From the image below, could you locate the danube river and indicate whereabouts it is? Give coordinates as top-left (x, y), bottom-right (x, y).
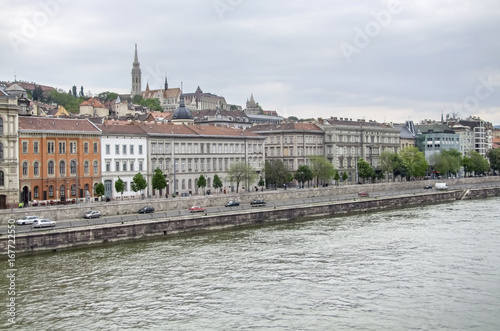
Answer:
top-left (3, 197), bottom-right (500, 330)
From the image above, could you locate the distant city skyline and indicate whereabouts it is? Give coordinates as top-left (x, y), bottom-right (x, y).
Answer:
top-left (1, 1), bottom-right (499, 125)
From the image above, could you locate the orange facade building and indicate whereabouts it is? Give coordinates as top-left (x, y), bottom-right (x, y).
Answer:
top-left (18, 117), bottom-right (102, 204)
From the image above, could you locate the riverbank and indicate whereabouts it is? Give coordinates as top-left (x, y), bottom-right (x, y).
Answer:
top-left (2, 185), bottom-right (499, 256)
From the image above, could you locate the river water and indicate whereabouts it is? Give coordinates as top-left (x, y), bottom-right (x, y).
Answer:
top-left (3, 197), bottom-right (500, 330)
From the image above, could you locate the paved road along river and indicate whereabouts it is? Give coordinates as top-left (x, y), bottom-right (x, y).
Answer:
top-left (2, 197), bottom-right (500, 330)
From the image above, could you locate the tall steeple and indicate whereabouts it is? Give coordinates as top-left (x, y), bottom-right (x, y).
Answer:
top-left (131, 43), bottom-right (142, 97)
top-left (164, 75), bottom-right (168, 91)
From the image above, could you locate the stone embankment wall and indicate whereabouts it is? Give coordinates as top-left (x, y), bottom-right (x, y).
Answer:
top-left (2, 186), bottom-right (500, 256)
top-left (1, 177), bottom-right (499, 225)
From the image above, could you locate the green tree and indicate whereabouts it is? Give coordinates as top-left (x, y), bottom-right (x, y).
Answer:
top-left (342, 171), bottom-right (348, 182)
top-left (430, 149), bottom-right (461, 179)
top-left (228, 162), bottom-right (258, 193)
top-left (400, 147), bottom-right (428, 179)
top-left (46, 89), bottom-right (84, 113)
top-left (213, 174), bottom-right (223, 193)
top-left (32, 85), bottom-right (44, 102)
top-left (95, 182), bottom-right (105, 200)
top-left (264, 160), bottom-right (289, 189)
top-left (334, 170), bottom-right (340, 185)
top-left (72, 85), bottom-right (77, 97)
top-left (462, 155), bottom-right (473, 177)
top-left (309, 156), bottom-right (335, 186)
top-left (131, 173), bottom-right (148, 196)
top-left (469, 151), bottom-right (490, 175)
top-left (294, 165), bottom-right (313, 187)
top-left (380, 150), bottom-right (406, 182)
top-left (357, 158), bottom-right (375, 183)
top-left (152, 168), bottom-right (167, 194)
top-left (132, 95), bottom-right (162, 111)
top-left (97, 91), bottom-right (119, 102)
top-left (258, 176), bottom-right (265, 190)
top-left (79, 86), bottom-right (84, 97)
top-left (115, 177), bottom-right (125, 200)
top-left (197, 175), bottom-right (207, 194)
top-left (486, 148), bottom-right (500, 174)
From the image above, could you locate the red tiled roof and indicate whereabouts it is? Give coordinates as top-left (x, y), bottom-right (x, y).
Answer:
top-left (80, 97), bottom-right (106, 108)
top-left (19, 117), bottom-right (101, 133)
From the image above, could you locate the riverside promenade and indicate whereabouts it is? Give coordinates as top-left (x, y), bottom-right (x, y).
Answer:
top-left (2, 177), bottom-right (500, 256)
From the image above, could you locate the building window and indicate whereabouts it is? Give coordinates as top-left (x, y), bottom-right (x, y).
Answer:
top-left (116, 161), bottom-right (120, 171)
top-left (59, 142), bottom-right (66, 154)
top-left (60, 185), bottom-right (65, 198)
top-left (70, 160), bottom-right (77, 174)
top-left (34, 162), bottom-right (39, 176)
top-left (84, 184), bottom-right (89, 195)
top-left (106, 162), bottom-right (110, 172)
top-left (151, 143), bottom-right (156, 154)
top-left (48, 142), bottom-right (55, 154)
top-left (115, 145), bottom-right (120, 154)
top-left (34, 141), bottom-right (39, 154)
top-left (106, 144), bottom-right (110, 154)
top-left (22, 162), bottom-right (28, 176)
top-left (139, 161), bottom-right (143, 171)
top-left (48, 161), bottom-right (54, 175)
top-left (70, 142), bottom-right (77, 154)
top-left (22, 141), bottom-right (28, 154)
top-left (49, 185), bottom-right (54, 197)
top-left (130, 145), bottom-right (134, 155)
top-left (34, 186), bottom-right (39, 198)
top-left (130, 161), bottom-right (134, 171)
top-left (0, 143), bottom-right (3, 160)
top-left (84, 161), bottom-right (89, 174)
top-left (0, 118), bottom-right (3, 135)
top-left (139, 145), bottom-right (143, 154)
top-left (0, 171), bottom-right (4, 186)
top-left (59, 160), bottom-right (66, 175)
top-left (93, 161), bottom-right (98, 174)
top-left (94, 142), bottom-right (98, 154)
top-left (123, 162), bottom-right (127, 171)
top-left (84, 142), bottom-right (89, 154)
top-left (122, 145), bottom-right (127, 155)
top-left (71, 184), bottom-right (76, 196)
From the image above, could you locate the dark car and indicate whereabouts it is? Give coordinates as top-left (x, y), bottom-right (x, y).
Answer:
top-left (357, 192), bottom-right (369, 197)
top-left (250, 199), bottom-right (266, 207)
top-left (138, 206), bottom-right (155, 214)
top-left (225, 200), bottom-right (240, 207)
top-left (424, 185), bottom-right (433, 189)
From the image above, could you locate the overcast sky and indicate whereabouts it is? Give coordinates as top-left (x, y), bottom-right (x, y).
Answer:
top-left (1, 0), bottom-right (499, 125)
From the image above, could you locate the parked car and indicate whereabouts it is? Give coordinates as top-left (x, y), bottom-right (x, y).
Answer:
top-left (84, 210), bottom-right (101, 219)
top-left (16, 215), bottom-right (40, 225)
top-left (32, 219), bottom-right (56, 228)
top-left (424, 185), bottom-right (433, 189)
top-left (225, 200), bottom-right (240, 207)
top-left (138, 206), bottom-right (155, 214)
top-left (189, 205), bottom-right (206, 213)
top-left (357, 192), bottom-right (370, 197)
top-left (250, 199), bottom-right (266, 206)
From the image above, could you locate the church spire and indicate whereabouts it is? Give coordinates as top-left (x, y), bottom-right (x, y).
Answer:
top-left (164, 75), bottom-right (168, 91)
top-left (131, 43), bottom-right (142, 97)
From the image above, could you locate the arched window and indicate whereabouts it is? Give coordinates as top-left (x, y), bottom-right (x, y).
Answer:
top-left (84, 183), bottom-right (89, 194)
top-left (48, 161), bottom-right (54, 175)
top-left (34, 186), bottom-right (39, 198)
top-left (34, 161), bottom-right (39, 176)
top-left (22, 162), bottom-right (28, 176)
top-left (70, 160), bottom-right (77, 174)
top-left (0, 171), bottom-right (4, 186)
top-left (84, 161), bottom-right (89, 174)
top-left (0, 117), bottom-right (3, 135)
top-left (93, 161), bottom-right (98, 174)
top-left (49, 185), bottom-right (54, 197)
top-left (59, 160), bottom-right (66, 175)
top-left (0, 143), bottom-right (3, 160)
top-left (60, 185), bottom-right (65, 198)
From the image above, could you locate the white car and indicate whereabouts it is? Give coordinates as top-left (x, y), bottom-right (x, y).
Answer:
top-left (32, 219), bottom-right (56, 228)
top-left (16, 215), bottom-right (40, 225)
top-left (84, 210), bottom-right (101, 219)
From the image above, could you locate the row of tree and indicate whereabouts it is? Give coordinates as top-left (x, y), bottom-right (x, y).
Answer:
top-left (93, 147), bottom-right (500, 199)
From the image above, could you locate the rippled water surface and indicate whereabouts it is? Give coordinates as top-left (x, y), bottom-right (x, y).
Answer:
top-left (3, 198), bottom-right (500, 330)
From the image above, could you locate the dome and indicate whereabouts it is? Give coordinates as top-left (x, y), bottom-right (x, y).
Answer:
top-left (172, 94), bottom-right (193, 120)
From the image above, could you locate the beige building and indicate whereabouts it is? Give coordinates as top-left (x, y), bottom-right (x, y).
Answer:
top-left (319, 117), bottom-right (400, 183)
top-left (0, 89), bottom-right (20, 208)
top-left (80, 97), bottom-right (109, 117)
top-left (247, 123), bottom-right (325, 179)
top-left (139, 123), bottom-right (265, 196)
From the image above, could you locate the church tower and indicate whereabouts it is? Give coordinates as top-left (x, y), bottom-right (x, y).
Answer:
top-left (131, 43), bottom-right (142, 97)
